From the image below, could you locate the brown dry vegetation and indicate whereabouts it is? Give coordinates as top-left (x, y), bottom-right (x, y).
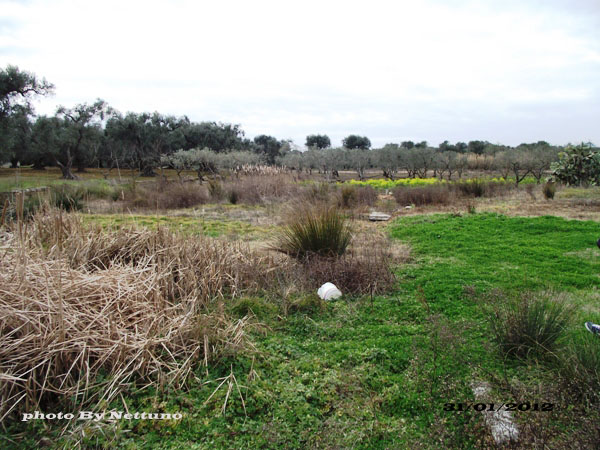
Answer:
top-left (0, 208), bottom-right (283, 420)
top-left (0, 203), bottom-right (400, 422)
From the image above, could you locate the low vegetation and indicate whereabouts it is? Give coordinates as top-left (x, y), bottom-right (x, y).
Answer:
top-left (274, 206), bottom-right (352, 258)
top-left (2, 153), bottom-right (600, 448)
top-left (2, 210), bottom-right (599, 448)
top-left (0, 209), bottom-right (285, 422)
top-left (489, 291), bottom-right (572, 360)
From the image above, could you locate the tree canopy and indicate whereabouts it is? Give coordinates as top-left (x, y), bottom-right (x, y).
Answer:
top-left (342, 135), bottom-right (371, 150)
top-left (0, 65), bottom-right (54, 120)
top-left (305, 134), bottom-right (331, 149)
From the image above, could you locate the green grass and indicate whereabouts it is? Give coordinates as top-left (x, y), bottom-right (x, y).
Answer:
top-left (389, 214), bottom-right (600, 301)
top-left (81, 213), bottom-right (268, 239)
top-left (559, 186), bottom-right (600, 199)
top-left (5, 213), bottom-right (600, 448)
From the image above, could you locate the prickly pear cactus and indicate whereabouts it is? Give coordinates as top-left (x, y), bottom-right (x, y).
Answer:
top-left (550, 143), bottom-right (600, 186)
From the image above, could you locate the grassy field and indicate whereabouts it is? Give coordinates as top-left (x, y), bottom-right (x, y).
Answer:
top-left (5, 212), bottom-right (600, 449)
top-left (81, 213), bottom-right (272, 240)
top-left (2, 169), bottom-right (600, 448)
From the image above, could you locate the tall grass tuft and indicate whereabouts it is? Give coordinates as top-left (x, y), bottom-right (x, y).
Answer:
top-left (340, 184), bottom-right (357, 208)
top-left (560, 333), bottom-right (600, 404)
top-left (490, 292), bottom-right (571, 360)
top-left (51, 185), bottom-right (84, 211)
top-left (274, 206), bottom-right (352, 259)
top-left (543, 181), bottom-right (556, 200)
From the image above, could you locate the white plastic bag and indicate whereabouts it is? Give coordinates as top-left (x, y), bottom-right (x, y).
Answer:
top-left (317, 282), bottom-right (342, 300)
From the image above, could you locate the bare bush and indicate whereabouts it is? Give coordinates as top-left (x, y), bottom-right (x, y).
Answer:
top-left (454, 179), bottom-right (512, 198)
top-left (297, 235), bottom-right (397, 295)
top-left (393, 185), bottom-right (452, 206)
top-left (128, 181), bottom-right (210, 209)
top-left (338, 185), bottom-right (377, 208)
top-left (222, 174), bottom-right (302, 205)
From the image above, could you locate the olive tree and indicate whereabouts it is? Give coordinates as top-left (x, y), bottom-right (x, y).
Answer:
top-left (342, 135), bottom-right (371, 150)
top-left (376, 144), bottom-right (403, 180)
top-left (346, 148), bottom-right (372, 180)
top-left (305, 134), bottom-right (331, 149)
top-left (0, 65), bottom-right (54, 164)
top-left (51, 99), bottom-right (110, 179)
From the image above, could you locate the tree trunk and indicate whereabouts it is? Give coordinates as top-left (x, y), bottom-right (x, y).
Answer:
top-left (57, 161), bottom-right (77, 180)
top-left (141, 166), bottom-right (157, 177)
top-left (56, 148), bottom-right (78, 180)
top-left (32, 160), bottom-right (46, 170)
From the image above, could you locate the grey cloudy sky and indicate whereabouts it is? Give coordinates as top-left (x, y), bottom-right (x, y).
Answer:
top-left (1, 0), bottom-right (599, 148)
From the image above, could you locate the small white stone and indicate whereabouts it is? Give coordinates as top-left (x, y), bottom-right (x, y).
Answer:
top-left (369, 212), bottom-right (391, 221)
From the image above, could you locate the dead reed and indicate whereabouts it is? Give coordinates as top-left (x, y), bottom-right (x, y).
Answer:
top-left (0, 208), bottom-right (280, 420)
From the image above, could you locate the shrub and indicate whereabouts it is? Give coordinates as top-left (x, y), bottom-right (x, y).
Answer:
top-left (287, 294), bottom-right (325, 314)
top-left (3, 194), bottom-right (44, 223)
top-left (224, 179), bottom-right (263, 205)
top-left (228, 188), bottom-right (240, 204)
top-left (456, 178), bottom-right (486, 197)
top-left (78, 180), bottom-right (118, 200)
top-left (128, 182), bottom-right (209, 209)
top-left (551, 142), bottom-right (600, 186)
top-left (274, 206), bottom-right (352, 259)
top-left (220, 175), bottom-right (300, 205)
top-left (340, 184), bottom-right (356, 208)
top-left (208, 179), bottom-right (224, 201)
top-left (454, 179), bottom-right (511, 198)
top-left (490, 293), bottom-right (571, 360)
top-left (355, 185), bottom-right (378, 207)
top-left (231, 297), bottom-right (278, 319)
top-left (525, 183), bottom-right (536, 200)
top-left (543, 181), bottom-right (556, 200)
top-left (393, 185), bottom-right (451, 206)
top-left (299, 245), bottom-right (396, 295)
top-left (303, 182), bottom-right (332, 203)
top-left (51, 185), bottom-right (83, 211)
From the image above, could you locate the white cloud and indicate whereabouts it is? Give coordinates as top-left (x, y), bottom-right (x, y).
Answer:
top-left (1, 0), bottom-right (598, 146)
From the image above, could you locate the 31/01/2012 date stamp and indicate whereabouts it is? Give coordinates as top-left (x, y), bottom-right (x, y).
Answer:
top-left (444, 402), bottom-right (554, 412)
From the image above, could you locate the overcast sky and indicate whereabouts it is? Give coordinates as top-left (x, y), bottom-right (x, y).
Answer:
top-left (1, 0), bottom-right (599, 148)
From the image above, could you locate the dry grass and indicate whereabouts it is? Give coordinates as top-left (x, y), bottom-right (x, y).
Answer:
top-left (127, 181), bottom-right (210, 209)
top-left (0, 208), bottom-right (283, 420)
top-left (393, 184), bottom-right (452, 206)
top-left (297, 233), bottom-right (398, 295)
top-left (223, 175), bottom-right (303, 205)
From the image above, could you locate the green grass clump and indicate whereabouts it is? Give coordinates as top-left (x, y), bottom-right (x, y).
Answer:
top-left (231, 297), bottom-right (278, 319)
top-left (560, 333), bottom-right (600, 403)
top-left (275, 206), bottom-right (352, 259)
top-left (490, 293), bottom-right (571, 360)
top-left (51, 185), bottom-right (84, 211)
